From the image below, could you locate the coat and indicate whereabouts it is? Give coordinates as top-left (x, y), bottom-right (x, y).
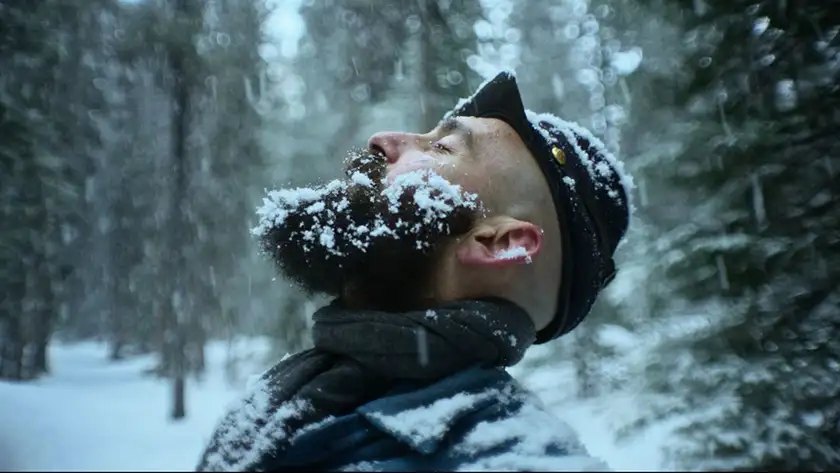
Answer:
top-left (253, 365), bottom-right (609, 471)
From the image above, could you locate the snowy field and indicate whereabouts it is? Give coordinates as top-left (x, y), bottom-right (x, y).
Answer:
top-left (0, 340), bottom-right (668, 471)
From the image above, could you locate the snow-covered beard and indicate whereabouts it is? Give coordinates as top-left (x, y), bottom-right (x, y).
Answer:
top-left (252, 148), bottom-right (483, 312)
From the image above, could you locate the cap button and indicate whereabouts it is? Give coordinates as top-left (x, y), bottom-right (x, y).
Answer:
top-left (551, 146), bottom-right (566, 165)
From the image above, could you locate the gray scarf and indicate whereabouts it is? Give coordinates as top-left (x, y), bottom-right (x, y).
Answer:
top-left (196, 297), bottom-right (536, 472)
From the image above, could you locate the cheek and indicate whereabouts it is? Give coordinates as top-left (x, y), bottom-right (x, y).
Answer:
top-left (449, 158), bottom-right (511, 213)
top-left (383, 153), bottom-right (491, 205)
top-left (437, 163), bottom-right (492, 203)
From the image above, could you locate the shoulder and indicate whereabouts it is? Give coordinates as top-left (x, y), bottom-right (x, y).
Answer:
top-left (448, 386), bottom-right (609, 471)
top-left (231, 366), bottom-right (610, 471)
top-left (355, 367), bottom-right (610, 471)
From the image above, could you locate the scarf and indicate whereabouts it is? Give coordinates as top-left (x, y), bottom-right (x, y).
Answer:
top-left (195, 298), bottom-right (536, 472)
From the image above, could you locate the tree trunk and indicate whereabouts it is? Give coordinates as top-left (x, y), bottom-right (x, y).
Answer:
top-left (31, 308), bottom-right (52, 374)
top-left (3, 315), bottom-right (24, 380)
top-left (191, 319), bottom-right (206, 376)
top-left (168, 0), bottom-right (192, 420)
top-left (1, 258), bottom-right (26, 381)
top-left (171, 374), bottom-right (186, 419)
top-left (151, 296), bottom-right (170, 377)
top-left (106, 221), bottom-right (125, 362)
top-left (109, 339), bottom-right (124, 361)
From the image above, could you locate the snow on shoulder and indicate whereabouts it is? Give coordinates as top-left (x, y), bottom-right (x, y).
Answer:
top-left (453, 385), bottom-right (610, 472)
top-left (198, 375), bottom-right (312, 471)
top-left (365, 388), bottom-right (501, 452)
top-left (455, 399), bottom-right (610, 472)
top-left (362, 372), bottom-right (609, 472)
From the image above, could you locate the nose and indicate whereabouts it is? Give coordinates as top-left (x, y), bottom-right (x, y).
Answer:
top-left (367, 131), bottom-right (417, 164)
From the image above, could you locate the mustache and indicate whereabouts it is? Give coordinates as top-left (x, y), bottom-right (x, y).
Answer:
top-left (344, 147), bottom-right (387, 183)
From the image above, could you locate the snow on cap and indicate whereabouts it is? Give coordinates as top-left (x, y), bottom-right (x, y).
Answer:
top-left (445, 71), bottom-right (635, 343)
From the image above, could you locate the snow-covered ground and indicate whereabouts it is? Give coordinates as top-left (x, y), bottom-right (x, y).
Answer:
top-left (0, 339), bottom-right (269, 471)
top-left (1, 340), bottom-right (669, 471)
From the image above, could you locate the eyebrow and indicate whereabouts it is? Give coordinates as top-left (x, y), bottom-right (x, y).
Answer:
top-left (437, 117), bottom-right (474, 150)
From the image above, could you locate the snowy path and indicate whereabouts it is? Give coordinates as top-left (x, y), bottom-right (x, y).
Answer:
top-left (1, 341), bottom-right (667, 471)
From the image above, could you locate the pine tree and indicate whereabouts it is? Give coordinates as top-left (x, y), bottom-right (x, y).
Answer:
top-left (0, 0), bottom-right (109, 379)
top-left (0, 1), bottom-right (42, 379)
top-left (630, 0), bottom-right (840, 468)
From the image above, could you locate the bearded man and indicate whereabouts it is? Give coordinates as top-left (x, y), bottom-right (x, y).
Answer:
top-left (195, 71), bottom-right (634, 472)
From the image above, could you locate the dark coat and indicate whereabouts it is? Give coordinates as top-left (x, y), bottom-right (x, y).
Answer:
top-left (249, 366), bottom-right (608, 471)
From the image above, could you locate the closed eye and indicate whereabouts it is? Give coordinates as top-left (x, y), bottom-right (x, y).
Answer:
top-left (433, 141), bottom-right (453, 153)
top-left (433, 117), bottom-right (474, 152)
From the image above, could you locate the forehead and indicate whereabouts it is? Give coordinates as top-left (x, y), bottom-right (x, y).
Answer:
top-left (442, 116), bottom-right (543, 209)
top-left (448, 116), bottom-right (517, 139)
top-left (445, 116), bottom-right (526, 154)
top-left (464, 117), bottom-right (532, 162)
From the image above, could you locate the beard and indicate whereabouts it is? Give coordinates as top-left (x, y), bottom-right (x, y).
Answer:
top-left (252, 149), bottom-right (483, 312)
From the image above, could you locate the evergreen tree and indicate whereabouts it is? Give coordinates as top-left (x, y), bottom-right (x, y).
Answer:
top-left (0, 0), bottom-right (113, 379)
top-left (630, 0), bottom-right (840, 468)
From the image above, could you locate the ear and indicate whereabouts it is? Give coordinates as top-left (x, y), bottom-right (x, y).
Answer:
top-left (456, 218), bottom-right (543, 267)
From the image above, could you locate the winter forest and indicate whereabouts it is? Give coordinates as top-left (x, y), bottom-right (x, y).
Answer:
top-left (1, 0), bottom-right (838, 470)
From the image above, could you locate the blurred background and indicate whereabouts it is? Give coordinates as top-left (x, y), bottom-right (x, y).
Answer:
top-left (1, 0), bottom-right (838, 470)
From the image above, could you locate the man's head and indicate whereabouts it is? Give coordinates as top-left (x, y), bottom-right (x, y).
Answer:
top-left (254, 71), bottom-right (634, 343)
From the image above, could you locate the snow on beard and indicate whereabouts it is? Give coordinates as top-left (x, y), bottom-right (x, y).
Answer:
top-left (252, 148), bottom-right (483, 312)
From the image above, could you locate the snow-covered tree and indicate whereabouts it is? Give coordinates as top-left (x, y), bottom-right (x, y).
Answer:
top-left (623, 0), bottom-right (840, 468)
top-left (0, 0), bottom-right (116, 379)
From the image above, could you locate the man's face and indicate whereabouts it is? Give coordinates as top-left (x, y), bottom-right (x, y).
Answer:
top-left (254, 117), bottom-right (537, 312)
top-left (373, 116), bottom-right (531, 208)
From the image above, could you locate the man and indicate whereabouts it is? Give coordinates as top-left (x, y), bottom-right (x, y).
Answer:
top-left (196, 71), bottom-right (633, 472)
